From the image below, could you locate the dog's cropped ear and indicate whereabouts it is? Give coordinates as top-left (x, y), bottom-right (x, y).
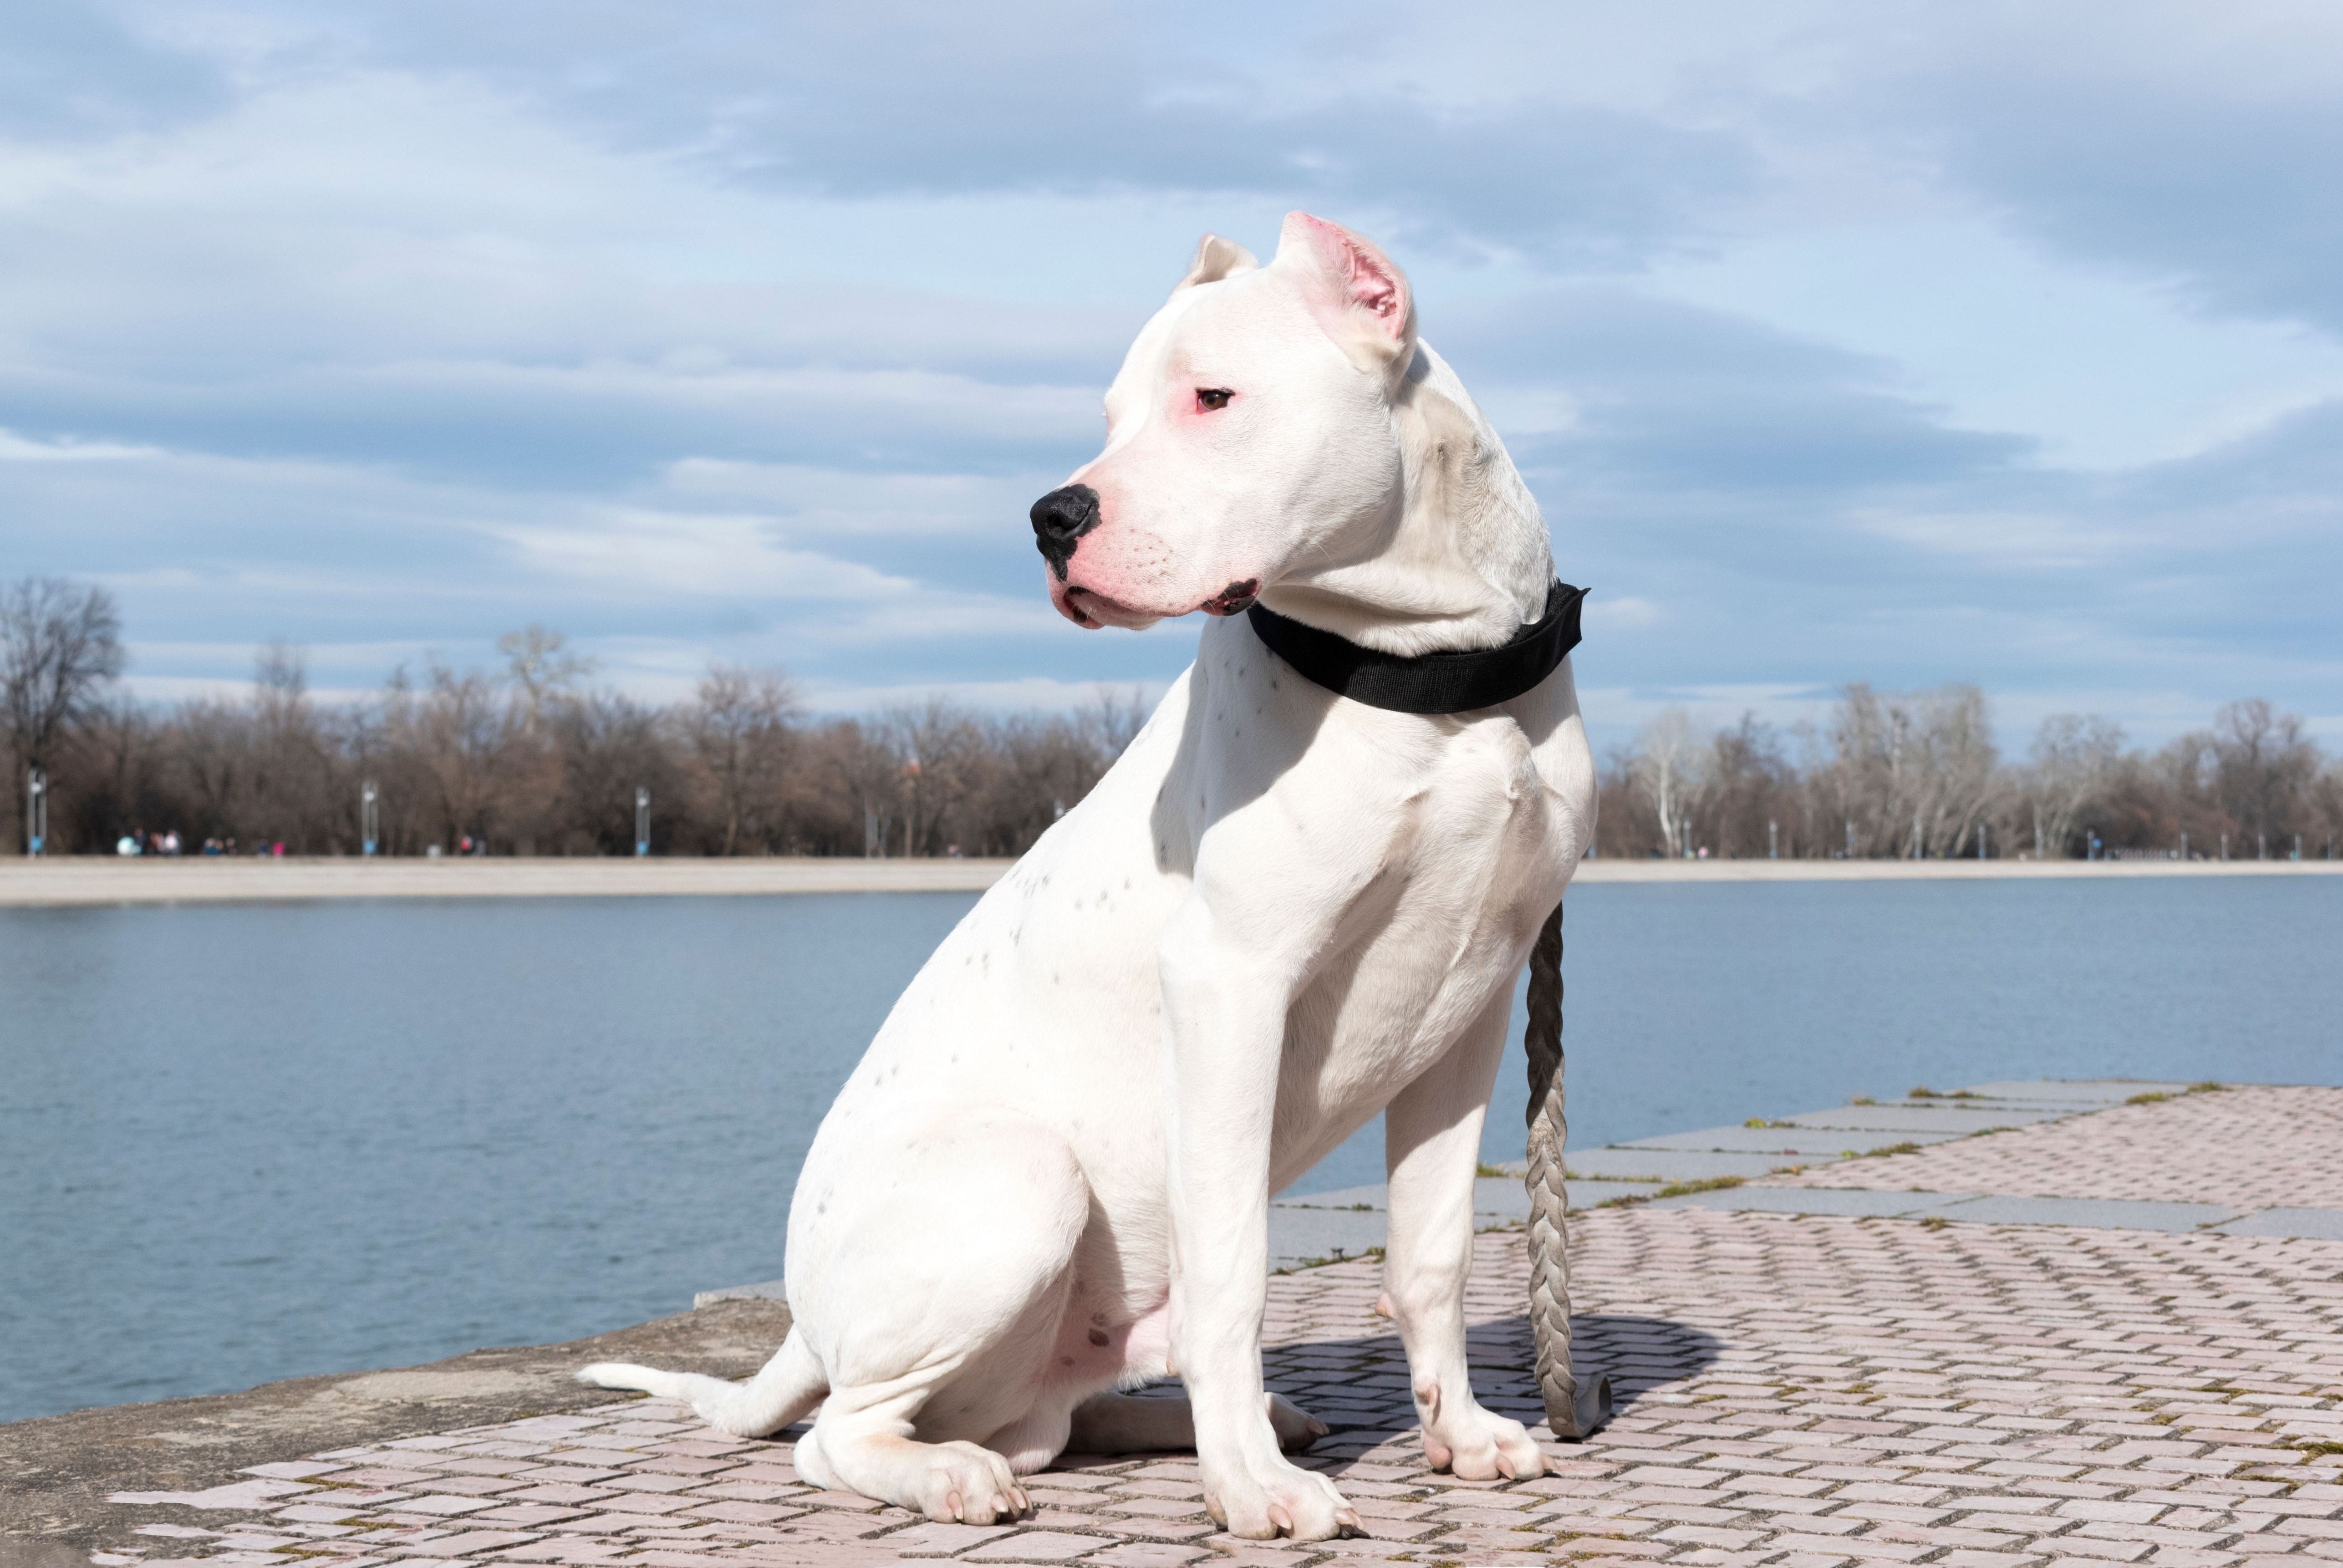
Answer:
top-left (1174, 233), bottom-right (1259, 293)
top-left (1276, 212), bottom-right (1416, 372)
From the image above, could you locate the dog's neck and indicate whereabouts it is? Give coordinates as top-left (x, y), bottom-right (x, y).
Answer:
top-left (1255, 344), bottom-right (1554, 658)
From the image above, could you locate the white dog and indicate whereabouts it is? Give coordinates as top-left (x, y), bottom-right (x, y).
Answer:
top-left (582, 213), bottom-right (1595, 1543)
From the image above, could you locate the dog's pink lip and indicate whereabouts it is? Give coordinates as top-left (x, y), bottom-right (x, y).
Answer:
top-left (1068, 586), bottom-right (1159, 628)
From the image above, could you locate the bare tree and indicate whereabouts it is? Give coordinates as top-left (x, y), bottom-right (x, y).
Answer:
top-left (1823, 683), bottom-right (1999, 858)
top-left (1, 579), bottom-right (125, 840)
top-left (2208, 698), bottom-right (2319, 855)
top-left (689, 663), bottom-right (800, 855)
top-left (2028, 713), bottom-right (2125, 857)
top-left (882, 700), bottom-right (986, 856)
top-left (1631, 709), bottom-right (1702, 858)
top-left (1077, 684), bottom-right (1154, 761)
top-left (551, 690), bottom-right (683, 854)
top-left (1698, 715), bottom-right (1793, 858)
top-left (498, 625), bottom-right (595, 737)
top-left (387, 659), bottom-right (527, 850)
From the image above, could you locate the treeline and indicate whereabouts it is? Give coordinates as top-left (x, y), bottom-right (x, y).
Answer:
top-left (1, 579), bottom-right (1145, 858)
top-left (1599, 684), bottom-right (2343, 860)
top-left (7, 578), bottom-right (2337, 860)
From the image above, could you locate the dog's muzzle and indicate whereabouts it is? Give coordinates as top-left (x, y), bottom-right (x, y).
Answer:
top-left (1030, 484), bottom-right (1101, 582)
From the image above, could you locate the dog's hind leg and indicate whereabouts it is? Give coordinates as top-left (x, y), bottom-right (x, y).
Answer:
top-left (788, 1113), bottom-right (1095, 1522)
top-left (577, 1327), bottom-right (824, 1438)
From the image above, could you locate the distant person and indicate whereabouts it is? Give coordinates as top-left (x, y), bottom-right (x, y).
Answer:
top-left (203, 837), bottom-right (222, 856)
top-left (116, 833), bottom-right (139, 856)
top-left (163, 830), bottom-right (181, 856)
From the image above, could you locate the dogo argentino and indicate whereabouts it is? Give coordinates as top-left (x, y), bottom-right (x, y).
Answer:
top-left (581, 212), bottom-right (1595, 1543)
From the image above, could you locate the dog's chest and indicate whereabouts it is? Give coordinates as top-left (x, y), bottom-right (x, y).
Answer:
top-left (1183, 639), bottom-right (1586, 1111)
top-left (1305, 715), bottom-right (1563, 1062)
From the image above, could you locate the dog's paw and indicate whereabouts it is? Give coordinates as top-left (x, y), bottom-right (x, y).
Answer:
top-left (910, 1440), bottom-right (1032, 1525)
top-left (1202, 1452), bottom-right (1360, 1541)
top-left (1266, 1393), bottom-right (1330, 1452)
top-left (1416, 1378), bottom-right (1545, 1481)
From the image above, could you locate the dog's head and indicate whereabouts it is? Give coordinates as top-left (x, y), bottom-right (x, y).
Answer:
top-left (1033, 213), bottom-right (1418, 631)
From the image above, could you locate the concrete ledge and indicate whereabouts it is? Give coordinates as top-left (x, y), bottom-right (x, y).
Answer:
top-left (1920, 1194), bottom-right (2237, 1231)
top-left (2211, 1206), bottom-right (2343, 1240)
top-left (1653, 1186), bottom-right (1981, 1218)
top-left (694, 1279), bottom-right (787, 1308)
top-left (1566, 1149), bottom-right (1821, 1182)
top-left (1258, 1175), bottom-right (1672, 1272)
top-left (1617, 1126), bottom-right (1969, 1155)
top-left (1771, 1105), bottom-right (2066, 1133)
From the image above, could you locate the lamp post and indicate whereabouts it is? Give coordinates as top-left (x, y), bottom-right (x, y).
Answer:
top-left (25, 767), bottom-right (47, 856)
top-left (634, 787), bottom-right (651, 857)
top-left (361, 779), bottom-right (379, 857)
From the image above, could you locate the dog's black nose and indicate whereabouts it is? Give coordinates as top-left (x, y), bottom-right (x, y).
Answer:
top-left (1030, 484), bottom-right (1101, 580)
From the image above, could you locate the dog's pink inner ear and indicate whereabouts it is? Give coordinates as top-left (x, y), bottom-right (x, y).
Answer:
top-left (1279, 212), bottom-right (1414, 351)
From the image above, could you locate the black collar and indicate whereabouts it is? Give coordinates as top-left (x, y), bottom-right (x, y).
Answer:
top-left (1245, 580), bottom-right (1586, 714)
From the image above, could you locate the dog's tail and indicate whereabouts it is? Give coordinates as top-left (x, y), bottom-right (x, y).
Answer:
top-left (577, 1326), bottom-right (825, 1438)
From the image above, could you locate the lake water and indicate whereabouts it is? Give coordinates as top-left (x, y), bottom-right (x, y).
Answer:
top-left (3, 876), bottom-right (2337, 1425)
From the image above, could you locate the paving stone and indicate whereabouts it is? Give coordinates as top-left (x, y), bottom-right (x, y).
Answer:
top-left (872, 1521), bottom-right (1018, 1555)
top-left (961, 1531), bottom-right (1119, 1561)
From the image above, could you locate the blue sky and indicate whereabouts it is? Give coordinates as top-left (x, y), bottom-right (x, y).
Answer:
top-left (4, 1), bottom-right (2339, 752)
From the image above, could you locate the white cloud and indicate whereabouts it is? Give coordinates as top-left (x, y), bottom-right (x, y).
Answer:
top-left (0, 427), bottom-right (162, 461)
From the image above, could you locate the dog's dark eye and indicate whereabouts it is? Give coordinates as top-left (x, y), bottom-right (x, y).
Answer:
top-left (1196, 387), bottom-right (1233, 412)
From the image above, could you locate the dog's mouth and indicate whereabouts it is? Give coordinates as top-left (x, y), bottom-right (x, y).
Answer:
top-left (1055, 582), bottom-right (1156, 630)
top-left (1052, 577), bottom-right (1262, 630)
top-left (1201, 579), bottom-right (1260, 616)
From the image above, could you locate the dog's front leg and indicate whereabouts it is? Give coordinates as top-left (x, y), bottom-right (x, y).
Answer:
top-left (1383, 988), bottom-right (1547, 1480)
top-left (1158, 900), bottom-right (1360, 1543)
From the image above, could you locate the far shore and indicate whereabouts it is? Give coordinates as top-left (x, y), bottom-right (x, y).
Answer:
top-left (0, 851), bottom-right (2336, 906)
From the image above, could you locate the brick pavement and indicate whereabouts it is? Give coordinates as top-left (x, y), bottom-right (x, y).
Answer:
top-left (98, 1198), bottom-right (2343, 1568)
top-left (1772, 1087), bottom-right (2343, 1210)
